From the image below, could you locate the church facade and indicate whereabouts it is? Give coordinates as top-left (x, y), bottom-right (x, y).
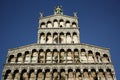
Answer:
top-left (2, 6), bottom-right (116, 80)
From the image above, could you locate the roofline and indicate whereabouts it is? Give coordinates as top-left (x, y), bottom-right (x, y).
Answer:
top-left (8, 43), bottom-right (110, 51)
top-left (39, 14), bottom-right (78, 20)
top-left (8, 43), bottom-right (37, 51)
top-left (80, 43), bottom-right (110, 50)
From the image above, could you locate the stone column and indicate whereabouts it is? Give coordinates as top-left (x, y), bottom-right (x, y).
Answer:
top-left (44, 51), bottom-right (46, 63)
top-left (43, 72), bottom-right (45, 80)
top-left (65, 32), bottom-right (67, 44)
top-left (73, 70), bottom-right (76, 80)
top-left (81, 69), bottom-right (83, 80)
top-left (70, 33), bottom-right (72, 44)
top-left (50, 51), bottom-right (52, 64)
top-left (96, 71), bottom-right (99, 80)
top-left (58, 51), bottom-right (60, 63)
top-left (14, 54), bottom-right (17, 63)
top-left (50, 71), bottom-right (52, 80)
top-left (58, 21), bottom-right (60, 28)
top-left (66, 51), bottom-right (67, 63)
top-left (58, 71), bottom-right (60, 80)
top-left (52, 51), bottom-right (53, 63)
top-left (45, 33), bottom-right (46, 44)
top-left (42, 69), bottom-right (45, 80)
top-left (66, 71), bottom-right (68, 80)
top-left (72, 51), bottom-right (75, 63)
top-left (37, 33), bottom-right (40, 44)
top-left (86, 51), bottom-right (88, 63)
top-left (34, 69), bottom-right (37, 80)
top-left (52, 32), bottom-right (53, 44)
top-left (79, 50), bottom-right (80, 63)
top-left (51, 71), bottom-right (53, 80)
top-left (57, 33), bottom-right (59, 44)
top-left (93, 53), bottom-right (97, 63)
top-left (30, 51), bottom-right (32, 63)
top-left (26, 69), bottom-right (29, 80)
top-left (71, 33), bottom-right (73, 44)
top-left (112, 72), bottom-right (117, 80)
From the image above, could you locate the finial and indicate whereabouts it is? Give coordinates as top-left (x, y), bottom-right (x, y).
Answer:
top-left (54, 5), bottom-right (63, 15)
top-left (73, 12), bottom-right (77, 17)
top-left (40, 12), bottom-right (43, 18)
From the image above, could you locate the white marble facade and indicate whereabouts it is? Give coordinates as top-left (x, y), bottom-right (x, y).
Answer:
top-left (2, 6), bottom-right (116, 80)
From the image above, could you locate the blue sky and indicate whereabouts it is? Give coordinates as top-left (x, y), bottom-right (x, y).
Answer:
top-left (0, 0), bottom-right (120, 79)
